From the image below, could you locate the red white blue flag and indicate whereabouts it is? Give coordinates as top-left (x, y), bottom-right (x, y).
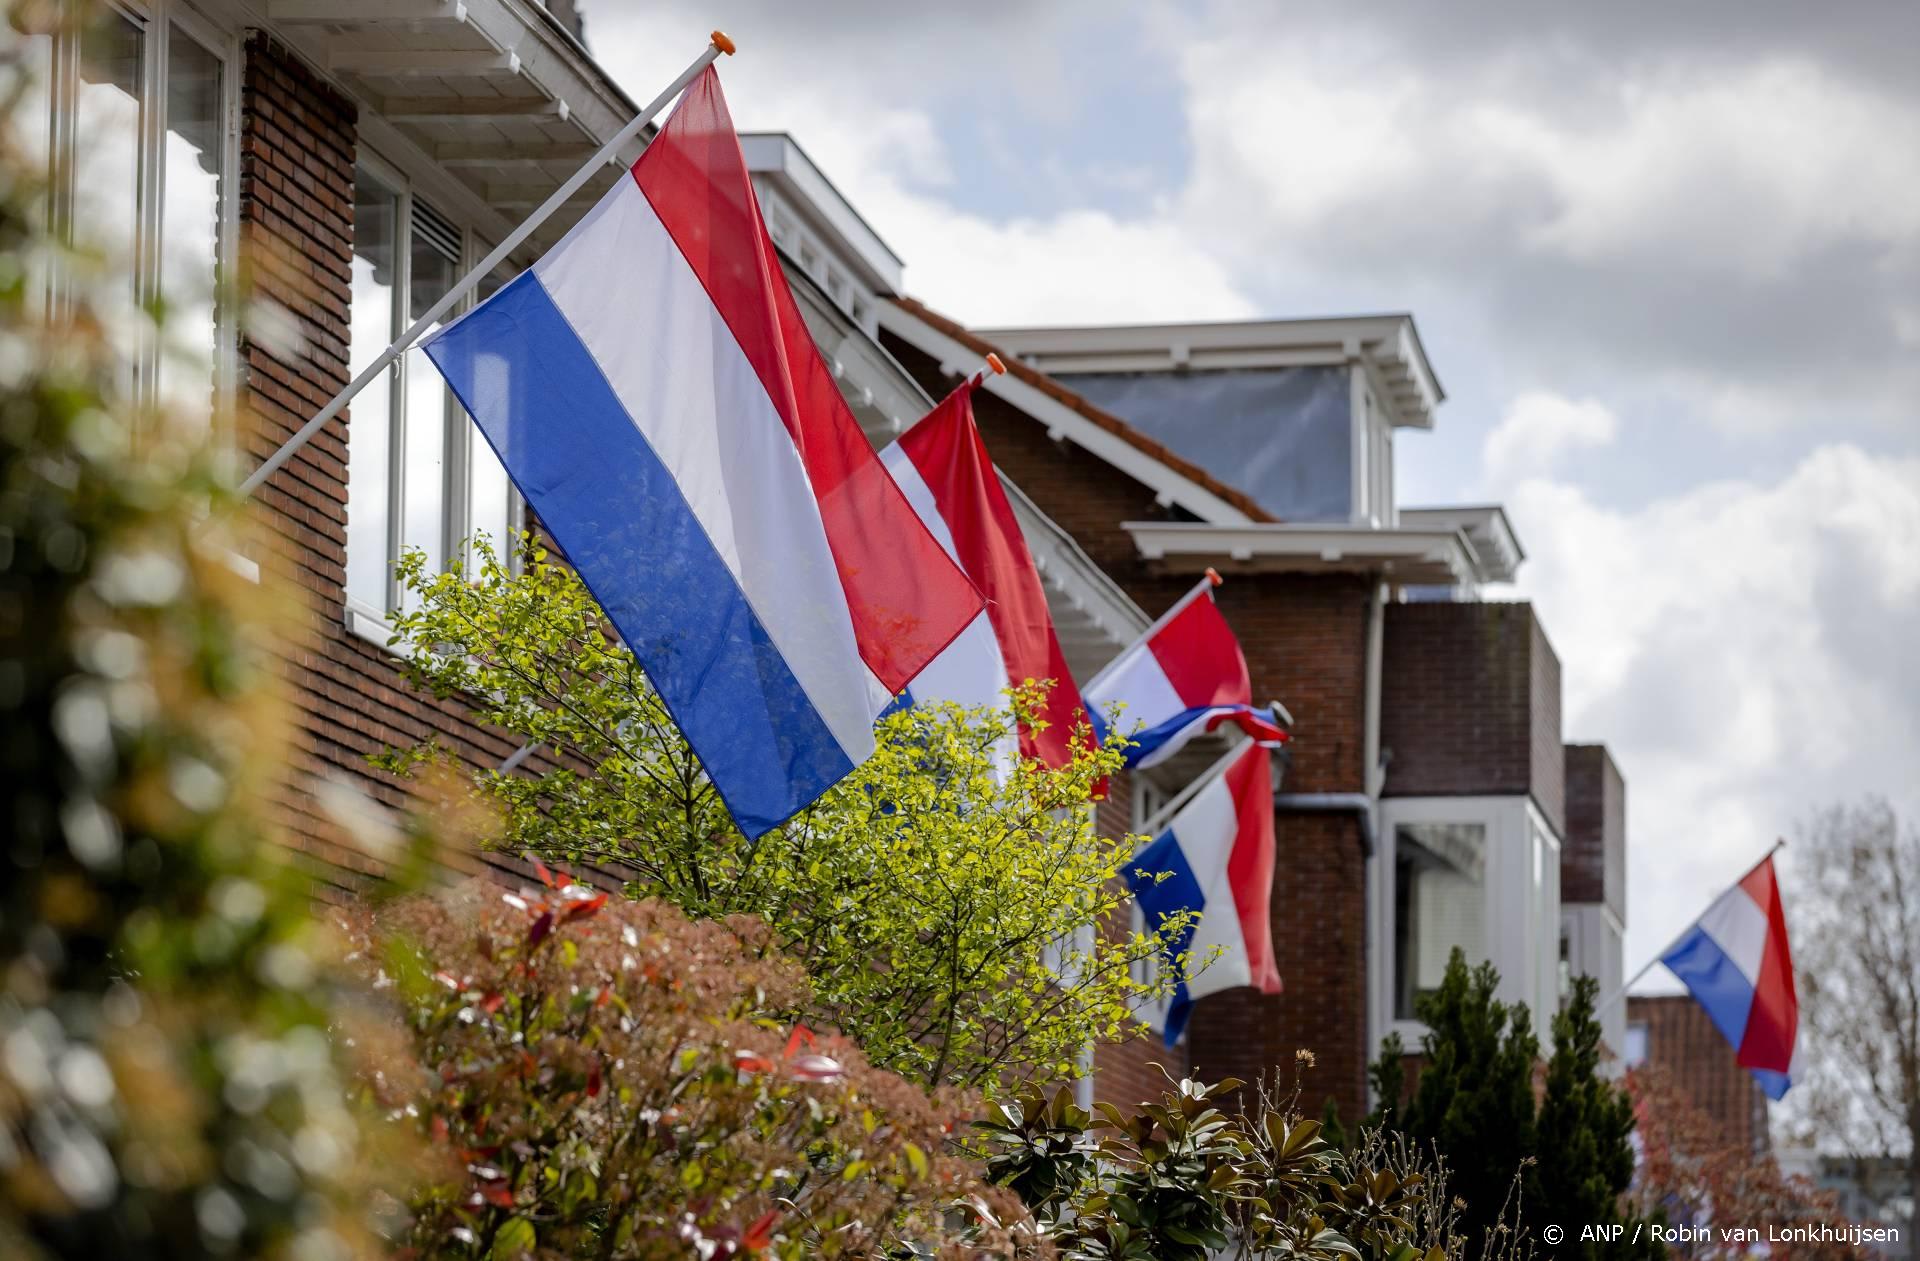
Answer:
top-left (1085, 579), bottom-right (1286, 768)
top-left (1127, 743), bottom-right (1282, 1046)
top-left (878, 379), bottom-right (1088, 770)
top-left (422, 67), bottom-right (982, 838)
top-left (1661, 853), bottom-right (1801, 1098)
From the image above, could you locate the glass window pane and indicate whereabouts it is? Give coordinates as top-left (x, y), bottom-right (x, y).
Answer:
top-left (465, 253), bottom-right (518, 564)
top-left (157, 25), bottom-right (224, 426)
top-left (73, 10), bottom-right (143, 332)
top-left (345, 167), bottom-right (400, 613)
top-left (1394, 821), bottom-right (1486, 1021)
top-left (4, 28), bottom-right (55, 302)
top-left (401, 209), bottom-right (458, 588)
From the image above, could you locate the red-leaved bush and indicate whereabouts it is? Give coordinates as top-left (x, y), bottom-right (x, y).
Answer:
top-left (341, 870), bottom-right (1045, 1259)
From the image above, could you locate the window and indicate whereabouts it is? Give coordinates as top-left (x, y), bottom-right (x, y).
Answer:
top-left (33, 3), bottom-right (235, 421)
top-left (1377, 797), bottom-right (1565, 1043)
top-left (1623, 1021), bottom-right (1649, 1068)
top-left (1393, 820), bottom-right (1486, 1020)
top-left (345, 156), bottom-right (519, 622)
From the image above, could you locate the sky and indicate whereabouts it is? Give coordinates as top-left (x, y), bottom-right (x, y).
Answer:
top-left (584, 2), bottom-right (1920, 986)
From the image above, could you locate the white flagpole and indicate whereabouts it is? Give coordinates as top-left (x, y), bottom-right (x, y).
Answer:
top-left (1081, 569), bottom-right (1223, 698)
top-left (238, 32), bottom-right (738, 498)
top-left (1594, 838), bottom-right (1787, 1020)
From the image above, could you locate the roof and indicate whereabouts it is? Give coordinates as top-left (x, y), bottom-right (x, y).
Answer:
top-left (983, 314), bottom-right (1445, 430)
top-left (740, 133), bottom-right (903, 294)
top-left (884, 297), bottom-right (1278, 524)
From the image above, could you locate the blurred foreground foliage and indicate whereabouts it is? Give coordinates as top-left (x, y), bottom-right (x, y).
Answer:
top-left (0, 8), bottom-right (420, 1255)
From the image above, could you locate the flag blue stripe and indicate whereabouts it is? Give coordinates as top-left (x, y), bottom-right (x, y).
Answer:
top-left (1662, 924), bottom-right (1757, 1055)
top-left (425, 271), bottom-right (854, 837)
top-left (1128, 828), bottom-right (1206, 1046)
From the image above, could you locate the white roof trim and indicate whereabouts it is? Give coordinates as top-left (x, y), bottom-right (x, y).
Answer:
top-left (741, 133), bottom-right (903, 295)
top-left (1125, 522), bottom-right (1485, 587)
top-left (878, 303), bottom-right (1259, 527)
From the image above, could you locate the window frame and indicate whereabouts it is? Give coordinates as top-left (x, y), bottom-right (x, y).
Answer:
top-left (344, 145), bottom-right (524, 644)
top-left (36, 0), bottom-right (242, 424)
top-left (1371, 795), bottom-right (1564, 1048)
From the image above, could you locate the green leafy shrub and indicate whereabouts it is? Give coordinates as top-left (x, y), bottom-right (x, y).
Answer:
top-left (349, 872), bottom-right (1048, 1259)
top-left (976, 1073), bottom-right (1453, 1261)
top-left (1369, 952), bottom-right (1661, 1259)
top-left (380, 536), bottom-right (1186, 1092)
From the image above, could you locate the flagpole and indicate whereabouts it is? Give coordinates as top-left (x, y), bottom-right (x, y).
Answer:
top-left (1594, 838), bottom-right (1787, 1020)
top-left (237, 32), bottom-right (738, 498)
top-left (1137, 736), bottom-right (1260, 838)
top-left (1081, 568), bottom-right (1224, 697)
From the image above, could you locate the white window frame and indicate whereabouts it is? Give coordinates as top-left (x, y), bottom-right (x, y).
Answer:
top-left (1370, 795), bottom-right (1563, 1048)
top-left (35, 0), bottom-right (242, 422)
top-left (344, 146), bottom-right (523, 646)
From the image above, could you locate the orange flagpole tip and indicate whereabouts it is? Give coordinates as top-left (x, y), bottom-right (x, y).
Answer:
top-left (985, 352), bottom-right (1006, 376)
top-left (1205, 567), bottom-right (1223, 586)
top-left (710, 30), bottom-right (737, 55)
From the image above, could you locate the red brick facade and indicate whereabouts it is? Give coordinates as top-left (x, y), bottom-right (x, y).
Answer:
top-left (1628, 994), bottom-right (1771, 1157)
top-left (238, 33), bottom-right (518, 895)
top-left (1380, 601), bottom-right (1564, 834)
top-left (1563, 744), bottom-right (1625, 913)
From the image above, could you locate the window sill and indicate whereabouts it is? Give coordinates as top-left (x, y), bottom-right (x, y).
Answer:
top-left (344, 601), bottom-right (401, 656)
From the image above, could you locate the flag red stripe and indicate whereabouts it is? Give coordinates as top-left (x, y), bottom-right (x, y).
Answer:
top-left (629, 67), bottom-right (980, 692)
top-left (897, 382), bottom-right (1088, 768)
top-left (1223, 744), bottom-right (1282, 994)
top-left (1735, 857), bottom-right (1798, 1074)
top-left (1148, 593), bottom-right (1253, 710)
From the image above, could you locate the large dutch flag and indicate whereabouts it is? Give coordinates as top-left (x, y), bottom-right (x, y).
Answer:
top-left (878, 379), bottom-right (1089, 770)
top-left (1660, 853), bottom-right (1801, 1099)
top-left (1085, 578), bottom-right (1287, 769)
top-left (422, 67), bottom-right (982, 838)
top-left (1127, 743), bottom-right (1282, 1046)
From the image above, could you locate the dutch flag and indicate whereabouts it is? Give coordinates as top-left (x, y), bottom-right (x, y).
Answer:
top-left (422, 67), bottom-right (982, 838)
top-left (1660, 852), bottom-right (1801, 1098)
top-left (878, 379), bottom-right (1090, 770)
top-left (1084, 577), bottom-right (1287, 768)
top-left (1127, 743), bottom-right (1282, 1046)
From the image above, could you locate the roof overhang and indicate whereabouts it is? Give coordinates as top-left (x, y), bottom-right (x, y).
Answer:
top-left (1125, 522), bottom-right (1485, 587)
top-left (741, 132), bottom-right (903, 295)
top-left (1397, 505), bottom-right (1525, 584)
top-left (265, 0), bottom-right (655, 261)
top-left (982, 314), bottom-right (1444, 430)
top-left (878, 302), bottom-right (1262, 525)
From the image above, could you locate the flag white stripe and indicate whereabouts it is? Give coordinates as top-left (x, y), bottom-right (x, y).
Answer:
top-left (534, 179), bottom-right (875, 759)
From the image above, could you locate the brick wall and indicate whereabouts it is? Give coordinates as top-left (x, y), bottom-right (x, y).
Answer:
top-left (1380, 601), bottom-right (1565, 837)
top-left (238, 33), bottom-right (523, 894)
top-left (1628, 994), bottom-right (1771, 1157)
top-left (1563, 744), bottom-right (1625, 914)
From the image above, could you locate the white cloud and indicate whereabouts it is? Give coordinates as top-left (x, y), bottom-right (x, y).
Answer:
top-left (585, 8), bottom-right (1257, 325)
top-left (1482, 391), bottom-right (1620, 486)
top-left (1500, 443), bottom-right (1920, 974)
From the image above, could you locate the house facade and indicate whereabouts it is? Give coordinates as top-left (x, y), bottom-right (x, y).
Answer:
top-left (24, 0), bottom-right (1628, 1120)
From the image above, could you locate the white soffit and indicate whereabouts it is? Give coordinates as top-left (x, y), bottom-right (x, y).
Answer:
top-left (266, 0), bottom-right (652, 259)
top-left (1125, 522), bottom-right (1484, 587)
top-left (1398, 505), bottom-right (1525, 584)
